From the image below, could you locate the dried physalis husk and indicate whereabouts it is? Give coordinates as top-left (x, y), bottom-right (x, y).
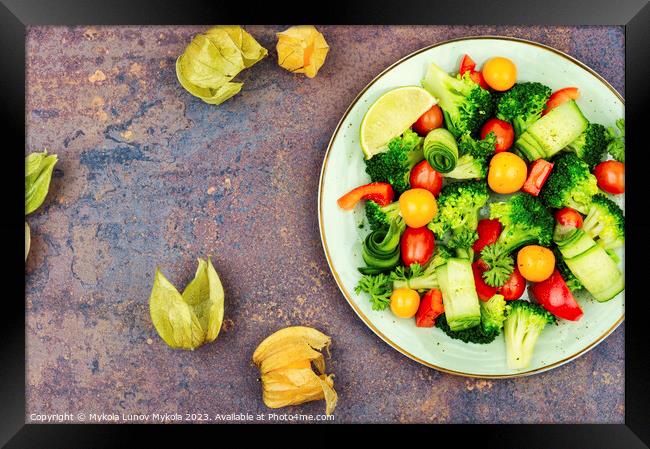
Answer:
top-left (149, 258), bottom-right (224, 350)
top-left (276, 25), bottom-right (329, 78)
top-left (176, 25), bottom-right (267, 105)
top-left (252, 326), bottom-right (337, 415)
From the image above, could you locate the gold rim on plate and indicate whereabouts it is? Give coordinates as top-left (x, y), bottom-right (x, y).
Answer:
top-left (317, 35), bottom-right (625, 379)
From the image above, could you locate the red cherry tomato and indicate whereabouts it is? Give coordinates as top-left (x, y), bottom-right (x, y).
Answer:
top-left (543, 87), bottom-right (580, 115)
top-left (497, 266), bottom-right (526, 300)
top-left (400, 226), bottom-right (435, 267)
top-left (415, 288), bottom-right (444, 327)
top-left (473, 219), bottom-right (503, 254)
top-left (480, 118), bottom-right (514, 152)
top-left (593, 160), bottom-right (625, 194)
top-left (412, 105), bottom-right (444, 136)
top-left (472, 261), bottom-right (498, 301)
top-left (555, 207), bottom-right (583, 228)
top-left (459, 54), bottom-right (477, 75)
top-left (409, 160), bottom-right (443, 196)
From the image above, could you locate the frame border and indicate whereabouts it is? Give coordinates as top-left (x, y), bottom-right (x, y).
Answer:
top-left (4, 0), bottom-right (649, 446)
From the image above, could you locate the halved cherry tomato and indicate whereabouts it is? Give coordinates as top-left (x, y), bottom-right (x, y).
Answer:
top-left (522, 159), bottom-right (554, 196)
top-left (530, 269), bottom-right (583, 321)
top-left (400, 226), bottom-right (435, 267)
top-left (412, 105), bottom-right (444, 136)
top-left (480, 118), bottom-right (514, 152)
top-left (472, 261), bottom-right (498, 301)
top-left (415, 288), bottom-right (444, 327)
top-left (594, 160), bottom-right (625, 194)
top-left (497, 266), bottom-right (526, 300)
top-left (390, 288), bottom-right (420, 318)
top-left (555, 207), bottom-right (583, 228)
top-left (517, 245), bottom-right (555, 282)
top-left (543, 87), bottom-right (579, 115)
top-left (409, 160), bottom-right (443, 196)
top-left (337, 182), bottom-right (394, 210)
top-left (459, 54), bottom-right (477, 75)
top-left (473, 219), bottom-right (502, 254)
top-left (399, 188), bottom-right (438, 228)
top-left (482, 57), bottom-right (517, 91)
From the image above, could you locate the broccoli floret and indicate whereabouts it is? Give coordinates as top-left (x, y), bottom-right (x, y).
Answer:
top-left (495, 82), bottom-right (552, 136)
top-left (480, 294), bottom-right (507, 335)
top-left (436, 313), bottom-right (500, 344)
top-left (365, 201), bottom-right (401, 231)
top-left (606, 119), bottom-right (625, 163)
top-left (445, 132), bottom-right (497, 180)
top-left (565, 123), bottom-right (610, 168)
top-left (504, 300), bottom-right (556, 370)
top-left (553, 247), bottom-right (583, 292)
top-left (428, 180), bottom-right (489, 238)
top-left (447, 227), bottom-right (478, 260)
top-left (421, 63), bottom-right (493, 138)
top-left (436, 293), bottom-right (508, 344)
top-left (391, 246), bottom-right (453, 291)
top-left (364, 129), bottom-right (424, 194)
top-left (480, 193), bottom-right (554, 287)
top-left (582, 194), bottom-right (625, 249)
top-left (539, 153), bottom-right (598, 214)
top-left (355, 273), bottom-right (392, 311)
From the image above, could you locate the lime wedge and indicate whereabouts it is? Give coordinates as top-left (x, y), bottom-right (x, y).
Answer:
top-left (360, 86), bottom-right (437, 159)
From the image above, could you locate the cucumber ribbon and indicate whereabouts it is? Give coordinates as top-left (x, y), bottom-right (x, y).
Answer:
top-left (360, 219), bottom-right (405, 272)
top-left (423, 128), bottom-right (458, 173)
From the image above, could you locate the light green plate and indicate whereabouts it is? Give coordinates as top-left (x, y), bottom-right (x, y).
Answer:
top-left (318, 37), bottom-right (624, 378)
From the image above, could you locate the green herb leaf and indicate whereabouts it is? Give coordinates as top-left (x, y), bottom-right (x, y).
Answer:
top-left (149, 258), bottom-right (225, 350)
top-left (25, 151), bottom-right (58, 215)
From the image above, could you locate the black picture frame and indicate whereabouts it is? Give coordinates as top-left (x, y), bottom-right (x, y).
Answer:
top-left (4, 0), bottom-right (649, 446)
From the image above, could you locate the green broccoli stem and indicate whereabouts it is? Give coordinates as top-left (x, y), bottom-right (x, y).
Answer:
top-left (393, 275), bottom-right (439, 291)
top-left (454, 247), bottom-right (474, 261)
top-left (444, 154), bottom-right (486, 180)
top-left (497, 227), bottom-right (538, 255)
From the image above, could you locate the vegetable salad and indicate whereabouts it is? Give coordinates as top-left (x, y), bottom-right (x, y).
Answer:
top-left (338, 54), bottom-right (625, 370)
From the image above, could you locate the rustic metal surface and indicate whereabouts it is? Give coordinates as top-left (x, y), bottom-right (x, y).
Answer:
top-left (25, 25), bottom-right (624, 423)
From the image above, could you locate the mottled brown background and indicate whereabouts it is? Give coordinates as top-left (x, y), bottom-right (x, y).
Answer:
top-left (25, 25), bottom-right (624, 423)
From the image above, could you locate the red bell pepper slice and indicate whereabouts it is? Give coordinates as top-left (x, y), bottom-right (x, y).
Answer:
top-left (530, 269), bottom-right (583, 321)
top-left (469, 70), bottom-right (490, 90)
top-left (459, 54), bottom-right (490, 90)
top-left (415, 288), bottom-right (444, 327)
top-left (543, 87), bottom-right (580, 115)
top-left (522, 159), bottom-right (554, 196)
top-left (459, 54), bottom-right (477, 75)
top-left (337, 182), bottom-right (394, 210)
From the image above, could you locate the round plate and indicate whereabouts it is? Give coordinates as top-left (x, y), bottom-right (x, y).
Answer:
top-left (318, 36), bottom-right (624, 378)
